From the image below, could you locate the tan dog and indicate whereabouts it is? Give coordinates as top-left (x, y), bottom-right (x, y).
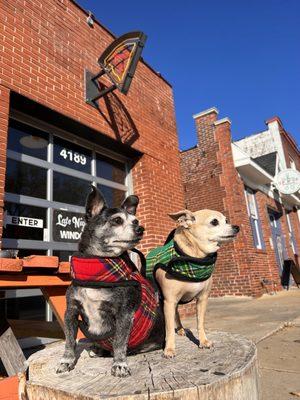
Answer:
top-left (154, 209), bottom-right (239, 358)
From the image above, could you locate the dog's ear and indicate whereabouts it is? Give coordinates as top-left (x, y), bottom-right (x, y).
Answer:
top-left (121, 195), bottom-right (139, 215)
top-left (85, 186), bottom-right (106, 221)
top-left (168, 210), bottom-right (195, 228)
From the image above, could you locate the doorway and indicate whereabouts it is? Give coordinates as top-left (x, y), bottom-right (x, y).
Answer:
top-left (268, 209), bottom-right (287, 275)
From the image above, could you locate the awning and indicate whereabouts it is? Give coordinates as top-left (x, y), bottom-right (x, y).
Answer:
top-left (231, 143), bottom-right (300, 207)
top-left (231, 143), bottom-right (274, 185)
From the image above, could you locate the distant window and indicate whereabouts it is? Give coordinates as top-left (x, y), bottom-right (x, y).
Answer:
top-left (244, 187), bottom-right (265, 250)
top-left (286, 212), bottom-right (298, 255)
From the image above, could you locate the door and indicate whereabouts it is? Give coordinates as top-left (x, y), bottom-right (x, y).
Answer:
top-left (268, 210), bottom-right (287, 274)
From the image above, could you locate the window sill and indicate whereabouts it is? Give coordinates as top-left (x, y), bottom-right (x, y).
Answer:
top-left (254, 248), bottom-right (267, 255)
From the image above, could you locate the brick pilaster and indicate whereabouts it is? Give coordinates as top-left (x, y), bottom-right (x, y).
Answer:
top-left (193, 107), bottom-right (219, 149)
top-left (0, 86), bottom-right (10, 248)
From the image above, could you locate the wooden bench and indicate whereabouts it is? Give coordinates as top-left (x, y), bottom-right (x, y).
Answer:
top-left (0, 255), bottom-right (72, 399)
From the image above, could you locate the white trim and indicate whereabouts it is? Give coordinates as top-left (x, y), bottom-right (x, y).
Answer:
top-left (193, 107), bottom-right (219, 119)
top-left (214, 117), bottom-right (231, 126)
top-left (232, 143), bottom-right (274, 185)
top-left (239, 174), bottom-right (300, 209)
top-left (3, 289), bottom-right (42, 299)
top-left (241, 175), bottom-right (280, 202)
top-left (267, 120), bottom-right (287, 170)
top-left (232, 143), bottom-right (300, 208)
top-left (244, 187), bottom-right (263, 249)
top-left (2, 238), bottom-right (78, 251)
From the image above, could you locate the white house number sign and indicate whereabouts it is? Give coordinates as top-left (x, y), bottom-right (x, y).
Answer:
top-left (60, 149), bottom-right (87, 165)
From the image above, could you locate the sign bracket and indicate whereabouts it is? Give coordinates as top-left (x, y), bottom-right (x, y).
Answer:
top-left (84, 69), bottom-right (117, 108)
top-left (84, 31), bottom-right (147, 108)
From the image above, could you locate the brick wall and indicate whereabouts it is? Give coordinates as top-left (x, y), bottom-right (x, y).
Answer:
top-left (0, 0), bottom-right (184, 252)
top-left (180, 109), bottom-right (300, 305)
top-left (182, 110), bottom-right (226, 213)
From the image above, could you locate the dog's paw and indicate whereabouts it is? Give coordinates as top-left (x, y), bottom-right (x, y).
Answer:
top-left (56, 360), bottom-right (75, 374)
top-left (163, 348), bottom-right (176, 358)
top-left (177, 328), bottom-right (186, 336)
top-left (199, 339), bottom-right (213, 349)
top-left (111, 362), bottom-right (131, 378)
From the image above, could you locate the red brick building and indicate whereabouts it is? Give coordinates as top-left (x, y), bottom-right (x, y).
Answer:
top-left (181, 108), bottom-right (300, 298)
top-left (0, 1), bottom-right (184, 324)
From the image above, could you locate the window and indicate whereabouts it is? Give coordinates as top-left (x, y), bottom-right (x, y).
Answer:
top-left (96, 154), bottom-right (126, 184)
top-left (8, 119), bottom-right (48, 160)
top-left (5, 159), bottom-right (47, 199)
top-left (244, 187), bottom-right (265, 250)
top-left (53, 137), bottom-right (92, 174)
top-left (98, 184), bottom-right (126, 208)
top-left (3, 117), bottom-right (130, 323)
top-left (3, 202), bottom-right (47, 241)
top-left (286, 212), bottom-right (298, 255)
top-left (53, 172), bottom-right (92, 207)
top-left (4, 118), bottom-right (129, 252)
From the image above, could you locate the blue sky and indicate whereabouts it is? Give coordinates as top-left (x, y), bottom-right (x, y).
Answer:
top-left (78, 0), bottom-right (300, 150)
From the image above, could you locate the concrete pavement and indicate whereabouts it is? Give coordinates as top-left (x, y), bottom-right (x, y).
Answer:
top-left (182, 288), bottom-right (300, 400)
top-left (183, 288), bottom-right (300, 343)
top-left (258, 325), bottom-right (300, 400)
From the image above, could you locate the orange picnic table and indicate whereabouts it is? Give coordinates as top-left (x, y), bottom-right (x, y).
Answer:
top-left (0, 255), bottom-right (75, 400)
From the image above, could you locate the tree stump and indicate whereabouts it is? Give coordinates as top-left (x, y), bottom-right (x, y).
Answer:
top-left (26, 330), bottom-right (259, 400)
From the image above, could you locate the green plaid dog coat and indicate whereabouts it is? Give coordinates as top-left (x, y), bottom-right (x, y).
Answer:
top-left (145, 230), bottom-right (217, 283)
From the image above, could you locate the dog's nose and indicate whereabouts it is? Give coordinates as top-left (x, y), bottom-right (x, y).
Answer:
top-left (135, 226), bottom-right (145, 235)
top-left (232, 225), bottom-right (240, 233)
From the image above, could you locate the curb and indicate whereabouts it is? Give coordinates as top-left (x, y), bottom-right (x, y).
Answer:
top-left (256, 321), bottom-right (296, 344)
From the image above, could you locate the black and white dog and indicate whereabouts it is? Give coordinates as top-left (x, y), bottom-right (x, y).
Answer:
top-left (56, 186), bottom-right (164, 378)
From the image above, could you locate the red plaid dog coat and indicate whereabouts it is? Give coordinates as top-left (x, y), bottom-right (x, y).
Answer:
top-left (71, 253), bottom-right (158, 350)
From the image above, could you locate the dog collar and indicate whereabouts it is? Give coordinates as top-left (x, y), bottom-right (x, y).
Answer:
top-left (145, 233), bottom-right (217, 283)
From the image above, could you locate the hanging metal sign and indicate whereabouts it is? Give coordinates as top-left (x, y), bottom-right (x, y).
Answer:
top-left (274, 169), bottom-right (300, 195)
top-left (85, 31), bottom-right (147, 107)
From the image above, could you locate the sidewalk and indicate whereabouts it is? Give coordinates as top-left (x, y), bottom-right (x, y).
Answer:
top-left (182, 288), bottom-right (300, 399)
top-left (183, 288), bottom-right (300, 343)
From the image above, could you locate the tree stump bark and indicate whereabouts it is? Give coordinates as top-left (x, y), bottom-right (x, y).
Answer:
top-left (26, 330), bottom-right (259, 400)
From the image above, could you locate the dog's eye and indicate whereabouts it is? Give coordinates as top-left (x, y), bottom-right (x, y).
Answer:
top-left (225, 219), bottom-right (228, 224)
top-left (112, 217), bottom-right (123, 225)
top-left (132, 219), bottom-right (138, 225)
top-left (210, 219), bottom-right (219, 226)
